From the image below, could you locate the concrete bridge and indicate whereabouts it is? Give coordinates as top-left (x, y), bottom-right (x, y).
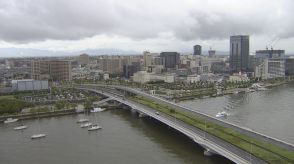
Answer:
top-left (79, 84), bottom-right (294, 164)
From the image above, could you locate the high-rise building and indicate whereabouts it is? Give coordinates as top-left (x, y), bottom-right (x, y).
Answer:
top-left (78, 53), bottom-right (90, 66)
top-left (255, 49), bottom-right (285, 64)
top-left (193, 45), bottom-right (202, 55)
top-left (31, 60), bottom-right (71, 81)
top-left (143, 51), bottom-right (152, 67)
top-left (123, 62), bottom-right (140, 78)
top-left (208, 50), bottom-right (216, 57)
top-left (160, 52), bottom-right (180, 69)
top-left (230, 35), bottom-right (250, 72)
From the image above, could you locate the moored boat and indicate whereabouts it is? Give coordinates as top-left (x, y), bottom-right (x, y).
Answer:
top-left (31, 134), bottom-right (46, 139)
top-left (77, 118), bottom-right (89, 123)
top-left (14, 125), bottom-right (28, 130)
top-left (88, 124), bottom-right (102, 131)
top-left (4, 118), bottom-right (18, 124)
top-left (81, 122), bottom-right (92, 128)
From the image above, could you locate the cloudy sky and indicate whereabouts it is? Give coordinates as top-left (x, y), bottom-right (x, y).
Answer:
top-left (0, 0), bottom-right (294, 55)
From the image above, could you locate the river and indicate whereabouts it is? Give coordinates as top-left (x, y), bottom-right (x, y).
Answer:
top-left (179, 82), bottom-right (294, 145)
top-left (0, 109), bottom-right (231, 164)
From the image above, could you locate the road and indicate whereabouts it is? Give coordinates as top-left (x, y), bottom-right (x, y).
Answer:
top-left (81, 87), bottom-right (266, 164)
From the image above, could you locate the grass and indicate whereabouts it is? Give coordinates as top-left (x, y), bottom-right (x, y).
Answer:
top-left (130, 95), bottom-right (294, 164)
top-left (0, 95), bottom-right (16, 100)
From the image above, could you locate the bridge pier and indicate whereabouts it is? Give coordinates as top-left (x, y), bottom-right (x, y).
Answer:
top-left (138, 112), bottom-right (147, 118)
top-left (203, 148), bottom-right (215, 156)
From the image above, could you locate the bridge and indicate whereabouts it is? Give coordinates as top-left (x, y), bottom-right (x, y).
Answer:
top-left (79, 84), bottom-right (294, 164)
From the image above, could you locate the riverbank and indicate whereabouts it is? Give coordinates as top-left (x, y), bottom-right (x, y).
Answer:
top-left (0, 109), bottom-right (77, 122)
top-left (130, 95), bottom-right (294, 163)
top-left (0, 105), bottom-right (117, 123)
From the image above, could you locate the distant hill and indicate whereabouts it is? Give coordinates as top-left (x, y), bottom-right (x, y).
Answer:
top-left (0, 48), bottom-right (139, 58)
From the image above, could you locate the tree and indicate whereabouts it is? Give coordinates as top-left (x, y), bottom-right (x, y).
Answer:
top-left (55, 100), bottom-right (66, 110)
top-left (84, 100), bottom-right (92, 110)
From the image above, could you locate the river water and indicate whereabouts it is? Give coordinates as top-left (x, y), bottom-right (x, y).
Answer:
top-left (180, 82), bottom-right (294, 145)
top-left (0, 109), bottom-right (231, 164)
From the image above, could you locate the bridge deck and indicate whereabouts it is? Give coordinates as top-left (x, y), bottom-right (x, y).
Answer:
top-left (81, 87), bottom-right (267, 164)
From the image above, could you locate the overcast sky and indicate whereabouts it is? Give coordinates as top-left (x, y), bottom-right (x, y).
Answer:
top-left (1, 0), bottom-right (294, 54)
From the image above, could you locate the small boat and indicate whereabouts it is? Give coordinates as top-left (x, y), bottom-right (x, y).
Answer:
top-left (257, 87), bottom-right (267, 91)
top-left (14, 125), bottom-right (28, 130)
top-left (80, 122), bottom-right (92, 128)
top-left (77, 118), bottom-right (89, 123)
top-left (31, 134), bottom-right (46, 139)
top-left (216, 111), bottom-right (228, 118)
top-left (88, 124), bottom-right (102, 131)
top-left (90, 107), bottom-right (105, 113)
top-left (4, 118), bottom-right (18, 124)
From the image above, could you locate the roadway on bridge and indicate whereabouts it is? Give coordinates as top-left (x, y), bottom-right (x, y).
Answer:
top-left (83, 87), bottom-right (265, 164)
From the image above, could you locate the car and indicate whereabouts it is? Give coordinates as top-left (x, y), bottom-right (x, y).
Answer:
top-left (155, 112), bottom-right (159, 115)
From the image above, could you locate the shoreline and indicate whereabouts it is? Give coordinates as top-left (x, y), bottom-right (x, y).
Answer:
top-left (0, 106), bottom-right (116, 123)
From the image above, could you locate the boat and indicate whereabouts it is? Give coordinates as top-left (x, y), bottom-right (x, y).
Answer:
top-left (80, 122), bottom-right (92, 128)
top-left (77, 118), bottom-right (89, 123)
top-left (31, 134), bottom-right (46, 139)
top-left (14, 125), bottom-right (28, 130)
top-left (88, 124), bottom-right (102, 131)
top-left (4, 118), bottom-right (18, 123)
top-left (14, 113), bottom-right (28, 130)
top-left (216, 111), bottom-right (228, 118)
top-left (31, 109), bottom-right (46, 140)
top-left (90, 107), bottom-right (105, 113)
top-left (251, 83), bottom-right (268, 91)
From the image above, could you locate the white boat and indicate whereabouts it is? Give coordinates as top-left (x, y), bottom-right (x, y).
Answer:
top-left (4, 118), bottom-right (18, 123)
top-left (77, 118), bottom-right (89, 123)
top-left (14, 125), bottom-right (28, 130)
top-left (80, 122), bottom-right (92, 128)
top-left (90, 108), bottom-right (105, 113)
top-left (88, 124), bottom-right (102, 131)
top-left (216, 111), bottom-right (228, 118)
top-left (257, 87), bottom-right (268, 91)
top-left (31, 134), bottom-right (46, 139)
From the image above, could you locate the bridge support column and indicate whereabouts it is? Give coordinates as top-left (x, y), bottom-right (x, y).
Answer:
top-left (203, 148), bottom-right (215, 156)
top-left (138, 112), bottom-right (146, 118)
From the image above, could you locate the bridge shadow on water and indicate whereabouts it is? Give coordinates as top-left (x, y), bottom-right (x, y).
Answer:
top-left (109, 107), bottom-right (234, 164)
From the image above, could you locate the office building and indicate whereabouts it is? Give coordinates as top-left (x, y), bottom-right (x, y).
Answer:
top-left (160, 52), bottom-right (180, 69)
top-left (193, 45), bottom-right (202, 55)
top-left (123, 62), bottom-right (140, 78)
top-left (143, 51), bottom-right (152, 67)
top-left (230, 35), bottom-right (250, 72)
top-left (78, 54), bottom-right (90, 66)
top-left (285, 58), bottom-right (294, 76)
top-left (31, 60), bottom-right (72, 81)
top-left (208, 49), bottom-right (216, 57)
top-left (255, 58), bottom-right (285, 79)
top-left (11, 79), bottom-right (49, 91)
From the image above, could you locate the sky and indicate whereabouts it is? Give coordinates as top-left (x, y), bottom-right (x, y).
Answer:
top-left (0, 0), bottom-right (294, 55)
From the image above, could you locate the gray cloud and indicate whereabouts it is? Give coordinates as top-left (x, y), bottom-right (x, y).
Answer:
top-left (0, 0), bottom-right (294, 43)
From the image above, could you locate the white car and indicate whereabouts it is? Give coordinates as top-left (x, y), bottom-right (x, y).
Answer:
top-left (155, 112), bottom-right (159, 115)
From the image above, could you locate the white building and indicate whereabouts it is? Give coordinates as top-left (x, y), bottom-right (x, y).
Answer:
top-left (229, 74), bottom-right (249, 82)
top-left (187, 74), bottom-right (200, 83)
top-left (103, 73), bottom-right (110, 80)
top-left (12, 79), bottom-right (49, 91)
top-left (255, 58), bottom-right (285, 79)
top-left (132, 71), bottom-right (176, 83)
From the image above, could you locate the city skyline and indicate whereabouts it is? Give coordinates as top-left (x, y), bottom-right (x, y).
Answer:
top-left (1, 0), bottom-right (294, 57)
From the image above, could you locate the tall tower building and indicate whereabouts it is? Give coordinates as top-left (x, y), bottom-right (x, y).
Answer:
top-left (143, 51), bottom-right (152, 67)
top-left (160, 52), bottom-right (180, 69)
top-left (193, 45), bottom-right (202, 55)
top-left (230, 35), bottom-right (249, 72)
